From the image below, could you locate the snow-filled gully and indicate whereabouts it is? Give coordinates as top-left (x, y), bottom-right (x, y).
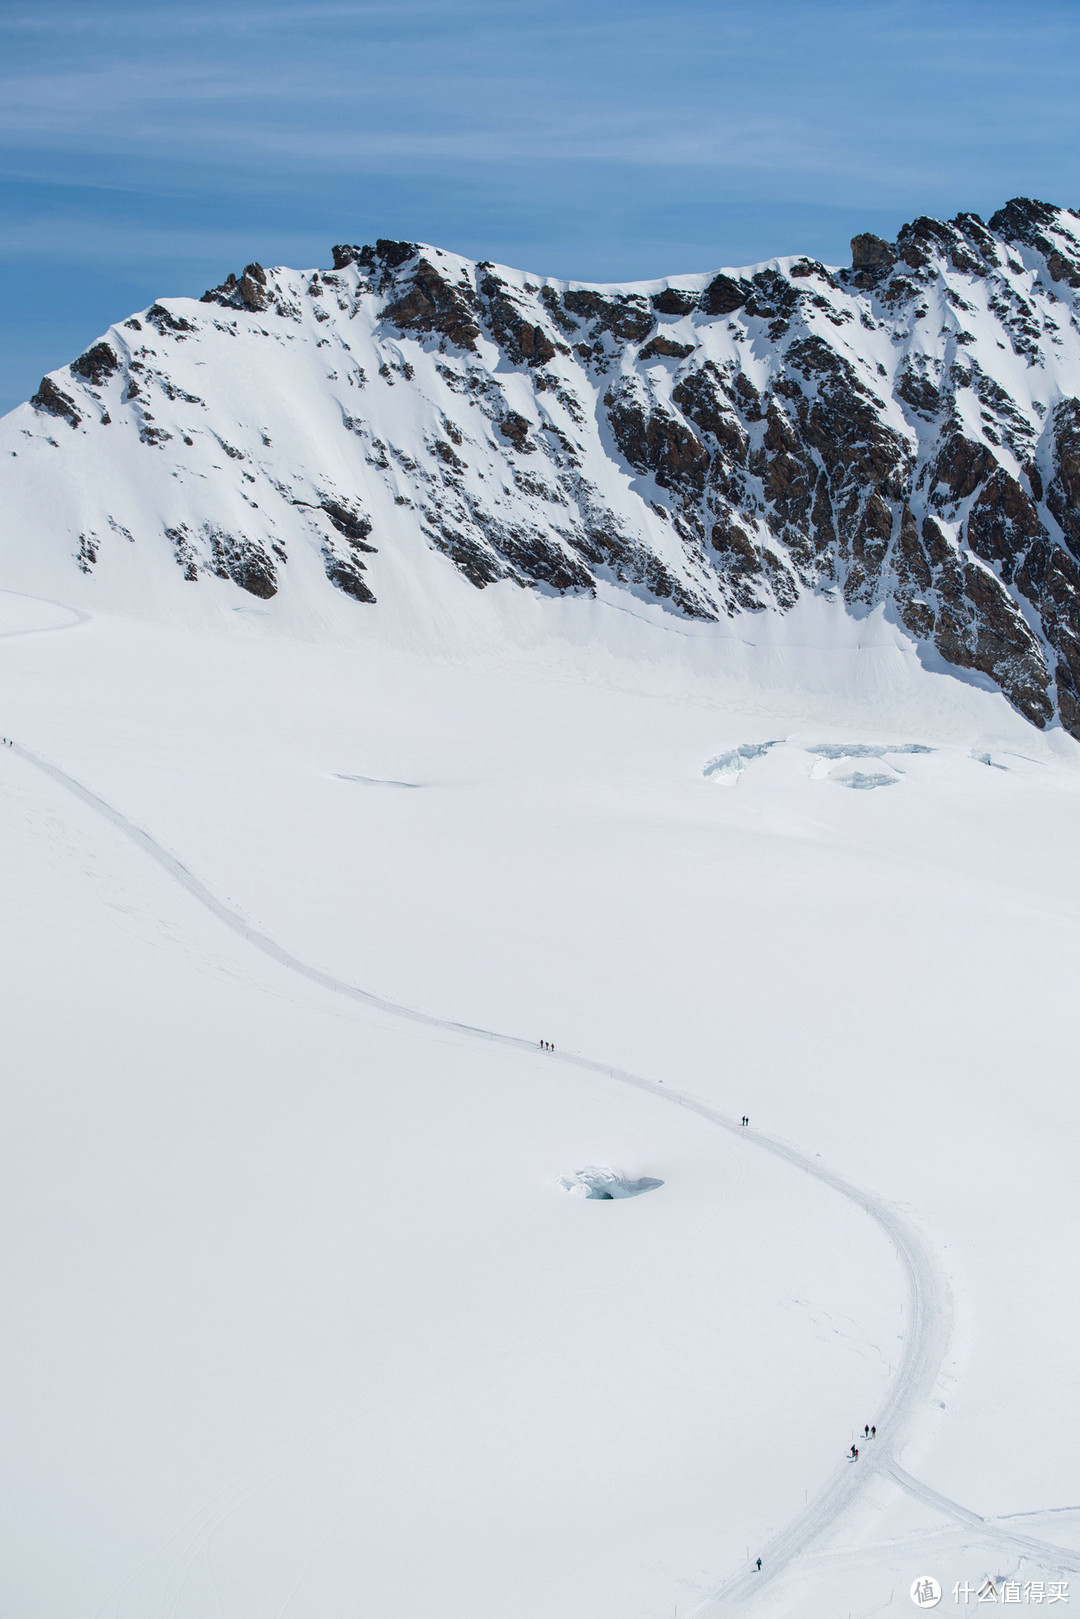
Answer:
top-left (3, 596), bottom-right (1078, 1609)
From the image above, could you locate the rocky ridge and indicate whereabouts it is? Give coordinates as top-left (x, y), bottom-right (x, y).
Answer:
top-left (8, 197), bottom-right (1080, 734)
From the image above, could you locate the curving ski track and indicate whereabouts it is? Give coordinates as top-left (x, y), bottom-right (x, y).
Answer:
top-left (2, 590), bottom-right (1076, 1609)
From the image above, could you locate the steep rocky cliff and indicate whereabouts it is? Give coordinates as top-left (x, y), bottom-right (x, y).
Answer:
top-left (7, 197), bottom-right (1080, 733)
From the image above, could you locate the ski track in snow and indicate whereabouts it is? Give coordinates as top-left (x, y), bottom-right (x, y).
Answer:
top-left (3, 592), bottom-right (1078, 1611)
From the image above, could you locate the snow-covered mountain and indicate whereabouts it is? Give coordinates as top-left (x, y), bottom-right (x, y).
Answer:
top-left (8, 203), bottom-right (1080, 1619)
top-left (6, 197), bottom-right (1080, 734)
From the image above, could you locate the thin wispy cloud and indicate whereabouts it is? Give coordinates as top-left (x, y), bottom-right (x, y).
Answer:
top-left (2, 0), bottom-right (1078, 409)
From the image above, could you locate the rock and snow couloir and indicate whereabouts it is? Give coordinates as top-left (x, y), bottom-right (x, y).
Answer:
top-left (6, 197), bottom-right (1080, 733)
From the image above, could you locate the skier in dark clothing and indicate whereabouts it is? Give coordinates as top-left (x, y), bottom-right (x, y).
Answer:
top-left (756, 1559), bottom-right (762, 1572)
top-left (864, 1424), bottom-right (869, 1438)
top-left (871, 1426), bottom-right (876, 1438)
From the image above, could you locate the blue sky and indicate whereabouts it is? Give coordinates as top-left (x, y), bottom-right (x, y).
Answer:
top-left (1, 0), bottom-right (1078, 411)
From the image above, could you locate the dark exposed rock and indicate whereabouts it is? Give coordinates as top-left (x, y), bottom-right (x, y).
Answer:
top-left (421, 515), bottom-right (507, 588)
top-left (936, 559), bottom-right (1053, 728)
top-left (375, 239), bottom-right (418, 269)
top-left (433, 436), bottom-right (467, 469)
top-left (382, 258), bottom-right (480, 350)
top-left (671, 368), bottom-right (749, 461)
top-left (700, 274), bottom-right (750, 316)
top-left (790, 258), bottom-right (838, 286)
top-left (851, 234), bottom-right (897, 272)
top-left (466, 510), bottom-right (593, 595)
top-left (744, 270), bottom-right (800, 323)
top-left (964, 469), bottom-right (1046, 577)
top-left (163, 527), bottom-right (196, 580)
top-left (319, 500), bottom-right (376, 549)
top-left (930, 433), bottom-right (998, 505)
top-left (497, 412), bottom-right (532, 450)
top-left (561, 289), bottom-right (653, 343)
top-left (207, 527), bottom-right (277, 598)
top-left (71, 343), bottom-right (120, 386)
top-left (986, 199), bottom-right (1080, 288)
top-left (987, 197), bottom-right (1061, 248)
top-left (323, 550), bottom-right (375, 602)
top-left (238, 271), bottom-right (268, 312)
top-left (30, 376), bottom-right (81, 427)
top-left (709, 515), bottom-right (766, 607)
top-left (146, 303), bottom-right (196, 335)
top-left (893, 216), bottom-right (982, 274)
top-left (605, 384), bottom-right (709, 497)
top-left (479, 274), bottom-right (558, 366)
top-left (895, 365), bottom-right (942, 420)
top-left (1046, 251), bottom-right (1080, 288)
top-left (640, 336), bottom-right (695, 361)
top-left (1046, 398), bottom-right (1080, 556)
top-left (650, 288), bottom-right (699, 315)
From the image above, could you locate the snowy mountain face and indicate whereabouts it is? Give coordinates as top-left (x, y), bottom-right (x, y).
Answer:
top-left (9, 197), bottom-right (1080, 734)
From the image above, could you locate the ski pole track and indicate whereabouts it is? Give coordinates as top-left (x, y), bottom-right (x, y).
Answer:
top-left (1, 592), bottom-right (1074, 1609)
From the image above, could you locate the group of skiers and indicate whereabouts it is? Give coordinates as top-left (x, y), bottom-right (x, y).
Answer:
top-left (754, 1422), bottom-right (881, 1573)
top-left (848, 1424), bottom-right (877, 1461)
top-left (740, 1115), bottom-right (750, 1127)
top-left (539, 1039), bottom-right (555, 1052)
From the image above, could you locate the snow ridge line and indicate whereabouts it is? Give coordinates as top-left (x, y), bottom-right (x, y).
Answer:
top-left (6, 729), bottom-right (1075, 1605)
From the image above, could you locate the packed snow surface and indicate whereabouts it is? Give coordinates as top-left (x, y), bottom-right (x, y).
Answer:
top-left (1, 566), bottom-right (1079, 1619)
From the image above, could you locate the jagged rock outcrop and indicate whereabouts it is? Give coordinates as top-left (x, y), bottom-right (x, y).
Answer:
top-left (10, 200), bottom-right (1080, 735)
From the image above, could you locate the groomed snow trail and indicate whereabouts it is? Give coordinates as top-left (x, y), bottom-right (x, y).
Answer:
top-left (885, 1462), bottom-right (1080, 1575)
top-left (3, 595), bottom-right (1075, 1608)
top-left (0, 732), bottom-right (948, 1607)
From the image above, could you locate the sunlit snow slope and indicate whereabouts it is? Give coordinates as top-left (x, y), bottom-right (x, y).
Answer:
top-left (0, 575), bottom-right (1079, 1617)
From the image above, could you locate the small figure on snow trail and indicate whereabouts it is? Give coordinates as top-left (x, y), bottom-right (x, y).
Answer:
top-left (849, 1444), bottom-right (859, 1459)
top-left (871, 1425), bottom-right (876, 1438)
top-left (864, 1424), bottom-right (869, 1438)
top-left (756, 1559), bottom-right (762, 1572)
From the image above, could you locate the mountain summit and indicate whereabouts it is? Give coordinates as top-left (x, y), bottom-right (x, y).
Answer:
top-left (7, 197), bottom-right (1080, 734)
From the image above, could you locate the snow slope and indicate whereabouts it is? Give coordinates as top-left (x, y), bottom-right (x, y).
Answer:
top-left (1, 573), bottom-right (1080, 1616)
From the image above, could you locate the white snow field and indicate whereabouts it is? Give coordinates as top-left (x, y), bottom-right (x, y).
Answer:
top-left (2, 574), bottom-right (1080, 1618)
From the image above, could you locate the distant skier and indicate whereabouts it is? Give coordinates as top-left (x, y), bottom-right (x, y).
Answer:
top-left (870, 1426), bottom-right (876, 1439)
top-left (849, 1444), bottom-right (858, 1459)
top-left (756, 1559), bottom-right (762, 1572)
top-left (864, 1424), bottom-right (869, 1438)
